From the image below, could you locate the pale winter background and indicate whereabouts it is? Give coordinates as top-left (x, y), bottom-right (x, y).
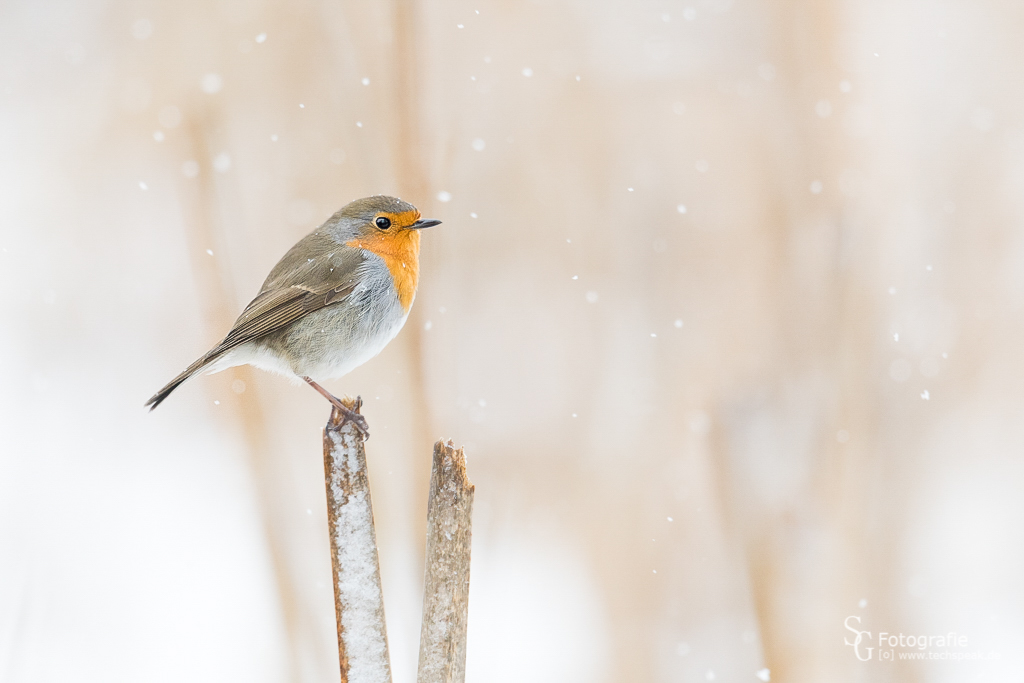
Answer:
top-left (1, 0), bottom-right (1022, 681)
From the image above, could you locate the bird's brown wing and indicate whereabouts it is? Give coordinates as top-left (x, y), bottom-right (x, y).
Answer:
top-left (212, 241), bottom-right (365, 355)
top-left (214, 279), bottom-right (357, 354)
top-left (145, 240), bottom-right (363, 409)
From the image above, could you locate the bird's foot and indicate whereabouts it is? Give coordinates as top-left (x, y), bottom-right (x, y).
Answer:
top-left (304, 377), bottom-right (370, 440)
top-left (328, 395), bottom-right (370, 439)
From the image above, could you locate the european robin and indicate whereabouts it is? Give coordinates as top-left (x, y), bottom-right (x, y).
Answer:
top-left (146, 195), bottom-right (440, 436)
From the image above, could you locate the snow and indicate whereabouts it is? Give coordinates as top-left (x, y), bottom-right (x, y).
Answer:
top-left (362, 77), bottom-right (370, 86)
top-left (756, 668), bottom-right (771, 681)
top-left (213, 153), bottom-right (231, 173)
top-left (674, 319), bottom-right (683, 328)
top-left (255, 32), bottom-right (267, 43)
top-left (138, 181), bottom-right (148, 190)
top-left (200, 73), bottom-right (223, 94)
top-left (436, 191), bottom-right (452, 202)
top-left (921, 390), bottom-right (930, 400)
top-left (326, 426), bottom-right (391, 683)
top-left (585, 291), bottom-right (598, 303)
top-left (472, 138), bottom-right (485, 151)
top-left (677, 204), bottom-right (687, 214)
top-left (809, 180), bottom-right (823, 194)
top-left (153, 131), bottom-right (164, 142)
top-left (521, 67), bottom-right (533, 77)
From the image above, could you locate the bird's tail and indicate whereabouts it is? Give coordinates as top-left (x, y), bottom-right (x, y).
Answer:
top-left (145, 352), bottom-right (219, 410)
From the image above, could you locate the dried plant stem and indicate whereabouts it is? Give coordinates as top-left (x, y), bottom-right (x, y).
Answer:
top-left (181, 115), bottom-right (305, 680)
top-left (323, 399), bottom-right (392, 683)
top-left (416, 441), bottom-right (475, 683)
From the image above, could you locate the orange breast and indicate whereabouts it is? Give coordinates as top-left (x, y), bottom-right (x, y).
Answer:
top-left (346, 228), bottom-right (421, 311)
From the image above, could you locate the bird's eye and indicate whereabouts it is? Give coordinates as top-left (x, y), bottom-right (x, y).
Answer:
top-left (375, 216), bottom-right (391, 230)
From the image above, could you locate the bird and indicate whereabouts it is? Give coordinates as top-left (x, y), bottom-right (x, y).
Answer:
top-left (146, 195), bottom-right (440, 437)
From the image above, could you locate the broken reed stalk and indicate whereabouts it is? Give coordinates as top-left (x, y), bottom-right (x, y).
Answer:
top-left (416, 441), bottom-right (475, 683)
top-left (322, 402), bottom-right (475, 683)
top-left (323, 398), bottom-right (392, 683)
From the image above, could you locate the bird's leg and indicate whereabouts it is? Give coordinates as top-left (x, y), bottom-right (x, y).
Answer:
top-left (303, 376), bottom-right (370, 439)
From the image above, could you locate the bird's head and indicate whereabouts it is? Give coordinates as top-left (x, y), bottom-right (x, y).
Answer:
top-left (327, 196), bottom-right (440, 310)
top-left (334, 195), bottom-right (441, 241)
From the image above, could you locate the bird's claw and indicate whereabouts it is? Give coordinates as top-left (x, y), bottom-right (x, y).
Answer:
top-left (343, 408), bottom-right (370, 440)
top-left (305, 377), bottom-right (370, 440)
top-left (328, 396), bottom-right (369, 440)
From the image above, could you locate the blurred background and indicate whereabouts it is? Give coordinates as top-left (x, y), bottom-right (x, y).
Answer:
top-left (1, 0), bottom-right (1022, 681)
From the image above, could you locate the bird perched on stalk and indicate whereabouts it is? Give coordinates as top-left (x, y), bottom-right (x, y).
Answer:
top-left (146, 195), bottom-right (440, 437)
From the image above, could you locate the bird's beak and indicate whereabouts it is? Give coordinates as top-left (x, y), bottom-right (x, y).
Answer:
top-left (410, 218), bottom-right (442, 230)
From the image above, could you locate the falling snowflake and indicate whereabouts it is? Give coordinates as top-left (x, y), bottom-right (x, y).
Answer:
top-left (200, 73), bottom-right (223, 94)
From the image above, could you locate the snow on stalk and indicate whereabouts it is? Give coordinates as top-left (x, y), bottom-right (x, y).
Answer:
top-left (416, 440), bottom-right (475, 683)
top-left (323, 399), bottom-right (392, 683)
